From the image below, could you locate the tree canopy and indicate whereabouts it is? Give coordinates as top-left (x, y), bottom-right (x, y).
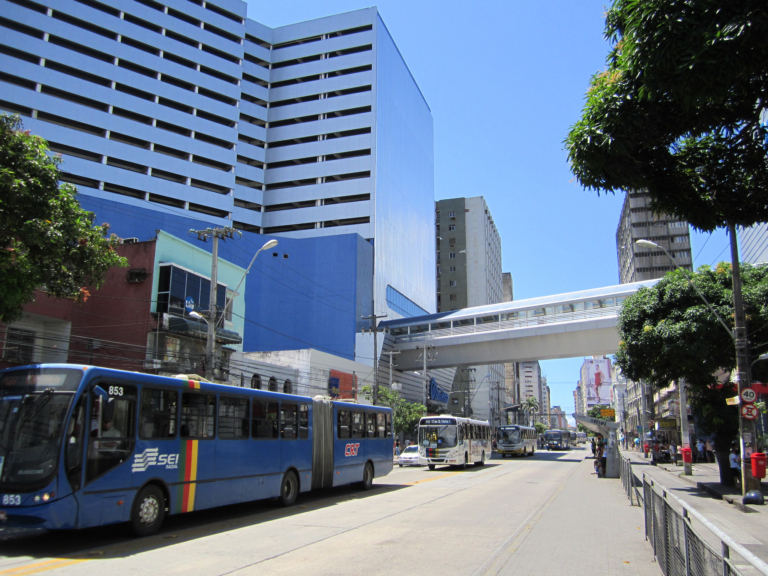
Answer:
top-left (565, 0), bottom-right (768, 232)
top-left (0, 114), bottom-right (126, 324)
top-left (616, 263), bottom-right (768, 462)
top-left (364, 386), bottom-right (425, 437)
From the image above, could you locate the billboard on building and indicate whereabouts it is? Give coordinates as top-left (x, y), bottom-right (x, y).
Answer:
top-left (329, 370), bottom-right (357, 400)
top-left (585, 358), bottom-right (612, 407)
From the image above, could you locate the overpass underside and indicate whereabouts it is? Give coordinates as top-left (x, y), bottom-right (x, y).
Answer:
top-left (393, 317), bottom-right (621, 371)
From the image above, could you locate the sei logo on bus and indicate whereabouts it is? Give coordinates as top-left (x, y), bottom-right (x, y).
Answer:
top-left (344, 443), bottom-right (360, 457)
top-left (132, 448), bottom-right (180, 472)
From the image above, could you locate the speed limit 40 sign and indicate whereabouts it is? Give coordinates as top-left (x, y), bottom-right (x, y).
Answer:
top-left (741, 388), bottom-right (757, 403)
top-left (742, 403), bottom-right (759, 420)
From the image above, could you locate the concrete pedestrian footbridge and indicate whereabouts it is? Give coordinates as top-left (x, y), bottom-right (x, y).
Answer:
top-left (379, 279), bottom-right (660, 371)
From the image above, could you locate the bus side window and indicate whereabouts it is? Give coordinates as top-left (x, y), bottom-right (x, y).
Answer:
top-left (139, 388), bottom-right (177, 439)
top-left (180, 393), bottom-right (216, 438)
top-left (65, 395), bottom-right (87, 492)
top-left (385, 413), bottom-right (392, 438)
top-left (351, 412), bottom-right (364, 439)
top-left (376, 413), bottom-right (385, 439)
top-left (299, 404), bottom-right (309, 439)
top-left (218, 396), bottom-right (249, 439)
top-left (252, 400), bottom-right (279, 439)
top-left (281, 403), bottom-right (297, 440)
top-left (366, 412), bottom-right (376, 438)
top-left (338, 409), bottom-right (351, 439)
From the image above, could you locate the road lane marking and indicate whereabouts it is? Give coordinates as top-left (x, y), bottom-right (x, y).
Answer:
top-left (0, 559), bottom-right (89, 576)
top-left (403, 472), bottom-right (460, 485)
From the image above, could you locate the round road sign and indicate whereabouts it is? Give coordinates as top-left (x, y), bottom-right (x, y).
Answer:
top-left (742, 403), bottom-right (758, 420)
top-left (741, 388), bottom-right (757, 403)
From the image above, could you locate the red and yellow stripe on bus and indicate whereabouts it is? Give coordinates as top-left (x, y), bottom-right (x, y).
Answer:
top-left (175, 439), bottom-right (199, 513)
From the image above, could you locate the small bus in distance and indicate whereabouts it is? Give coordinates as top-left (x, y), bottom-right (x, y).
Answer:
top-left (496, 425), bottom-right (536, 457)
top-left (418, 416), bottom-right (491, 470)
top-left (543, 429), bottom-right (571, 450)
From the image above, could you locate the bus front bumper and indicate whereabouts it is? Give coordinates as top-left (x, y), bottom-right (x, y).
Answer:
top-left (0, 493), bottom-right (79, 533)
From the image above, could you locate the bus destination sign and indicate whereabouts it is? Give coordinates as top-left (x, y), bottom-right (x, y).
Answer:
top-left (421, 418), bottom-right (455, 426)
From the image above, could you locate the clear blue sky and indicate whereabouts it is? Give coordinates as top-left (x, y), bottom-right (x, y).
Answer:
top-left (245, 1), bottom-right (734, 417)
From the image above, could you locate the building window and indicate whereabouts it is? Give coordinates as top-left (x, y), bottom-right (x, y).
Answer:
top-left (449, 225), bottom-right (455, 231)
top-left (449, 211), bottom-right (455, 218)
top-left (449, 280), bottom-right (457, 287)
top-left (450, 266), bottom-right (456, 272)
top-left (449, 294), bottom-right (458, 301)
top-left (164, 336), bottom-right (181, 362)
top-left (156, 264), bottom-right (227, 318)
top-left (449, 252), bottom-right (456, 259)
top-left (3, 328), bottom-right (35, 364)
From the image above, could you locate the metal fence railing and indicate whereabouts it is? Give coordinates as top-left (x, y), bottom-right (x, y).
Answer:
top-left (619, 454), bottom-right (768, 576)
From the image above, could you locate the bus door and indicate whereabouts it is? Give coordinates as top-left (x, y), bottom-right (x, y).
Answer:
top-left (79, 382), bottom-right (137, 528)
top-left (214, 395), bottom-right (250, 507)
top-left (245, 398), bottom-right (280, 500)
top-left (278, 402), bottom-right (311, 492)
top-left (334, 408), bottom-right (364, 486)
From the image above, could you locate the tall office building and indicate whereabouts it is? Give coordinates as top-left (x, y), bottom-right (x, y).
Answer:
top-left (740, 224), bottom-right (768, 264)
top-left (616, 190), bottom-right (692, 283)
top-left (436, 197), bottom-right (504, 424)
top-left (0, 2), bottom-right (435, 364)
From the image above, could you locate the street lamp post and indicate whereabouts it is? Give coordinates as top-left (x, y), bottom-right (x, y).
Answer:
top-left (636, 238), bottom-right (758, 490)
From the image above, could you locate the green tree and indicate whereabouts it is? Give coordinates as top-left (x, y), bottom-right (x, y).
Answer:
top-left (616, 263), bottom-right (768, 484)
top-left (363, 386), bottom-right (426, 438)
top-left (0, 114), bottom-right (126, 323)
top-left (521, 397), bottom-right (540, 426)
top-left (565, 0), bottom-right (768, 232)
top-left (534, 422), bottom-right (548, 435)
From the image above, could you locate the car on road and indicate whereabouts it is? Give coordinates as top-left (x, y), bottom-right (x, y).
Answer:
top-left (398, 445), bottom-right (422, 467)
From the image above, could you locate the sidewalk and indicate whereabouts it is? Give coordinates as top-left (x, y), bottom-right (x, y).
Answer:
top-left (622, 449), bottom-right (768, 565)
top-left (482, 456), bottom-right (659, 576)
top-left (622, 448), bottom-right (767, 511)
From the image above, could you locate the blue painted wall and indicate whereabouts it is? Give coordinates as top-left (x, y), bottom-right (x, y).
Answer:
top-left (79, 195), bottom-right (373, 360)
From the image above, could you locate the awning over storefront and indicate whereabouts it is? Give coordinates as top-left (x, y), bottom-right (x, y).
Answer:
top-left (162, 315), bottom-right (242, 345)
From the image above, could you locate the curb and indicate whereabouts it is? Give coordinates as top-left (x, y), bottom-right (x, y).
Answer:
top-left (657, 465), bottom-right (760, 514)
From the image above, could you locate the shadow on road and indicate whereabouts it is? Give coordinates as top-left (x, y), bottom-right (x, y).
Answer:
top-left (0, 481), bottom-right (408, 560)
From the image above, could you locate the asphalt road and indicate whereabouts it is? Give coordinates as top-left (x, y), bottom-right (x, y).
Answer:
top-left (0, 446), bottom-right (592, 576)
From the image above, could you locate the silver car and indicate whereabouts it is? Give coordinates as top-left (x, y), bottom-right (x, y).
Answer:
top-left (398, 445), bottom-right (421, 467)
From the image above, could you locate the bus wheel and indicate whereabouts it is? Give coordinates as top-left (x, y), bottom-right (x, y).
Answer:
top-left (360, 463), bottom-right (374, 490)
top-left (428, 464), bottom-right (436, 470)
top-left (132, 484), bottom-right (165, 537)
top-left (462, 453), bottom-right (468, 470)
top-left (477, 451), bottom-right (486, 466)
top-left (279, 471), bottom-right (299, 507)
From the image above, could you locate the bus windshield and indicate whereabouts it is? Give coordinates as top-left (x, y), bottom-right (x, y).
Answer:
top-left (544, 431), bottom-right (562, 441)
top-left (0, 369), bottom-right (83, 489)
top-left (498, 428), bottom-right (520, 444)
top-left (419, 425), bottom-right (458, 448)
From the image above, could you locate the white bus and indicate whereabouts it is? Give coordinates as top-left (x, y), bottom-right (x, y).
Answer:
top-left (496, 425), bottom-right (537, 457)
top-left (418, 416), bottom-right (491, 470)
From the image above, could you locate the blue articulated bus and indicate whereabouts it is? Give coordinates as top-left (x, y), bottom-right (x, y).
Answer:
top-left (0, 365), bottom-right (393, 536)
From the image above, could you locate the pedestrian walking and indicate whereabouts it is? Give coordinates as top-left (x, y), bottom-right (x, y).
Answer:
top-left (696, 439), bottom-right (705, 463)
top-left (395, 440), bottom-right (401, 457)
top-left (634, 437), bottom-right (640, 452)
top-left (591, 438), bottom-right (596, 457)
top-left (730, 447), bottom-right (741, 484)
top-left (705, 439), bottom-right (714, 463)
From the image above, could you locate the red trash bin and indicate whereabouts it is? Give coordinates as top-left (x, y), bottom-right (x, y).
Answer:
top-left (751, 452), bottom-right (767, 479)
top-left (681, 447), bottom-right (693, 464)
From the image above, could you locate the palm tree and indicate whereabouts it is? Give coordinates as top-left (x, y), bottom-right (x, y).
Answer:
top-left (522, 397), bottom-right (539, 426)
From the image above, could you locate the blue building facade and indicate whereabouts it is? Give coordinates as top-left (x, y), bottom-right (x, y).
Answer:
top-left (0, 1), bottom-right (435, 360)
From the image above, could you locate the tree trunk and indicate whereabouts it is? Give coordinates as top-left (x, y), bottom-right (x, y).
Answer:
top-left (716, 449), bottom-right (734, 486)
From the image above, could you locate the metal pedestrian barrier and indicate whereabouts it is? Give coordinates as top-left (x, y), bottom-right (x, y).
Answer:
top-left (619, 454), bottom-right (768, 576)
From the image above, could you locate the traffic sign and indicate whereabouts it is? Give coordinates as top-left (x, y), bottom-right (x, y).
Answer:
top-left (741, 387), bottom-right (757, 403)
top-left (741, 403), bottom-right (759, 420)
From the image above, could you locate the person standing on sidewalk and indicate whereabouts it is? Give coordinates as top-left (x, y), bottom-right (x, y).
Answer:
top-left (696, 439), bottom-right (705, 463)
top-left (705, 439), bottom-right (714, 463)
top-left (730, 447), bottom-right (741, 485)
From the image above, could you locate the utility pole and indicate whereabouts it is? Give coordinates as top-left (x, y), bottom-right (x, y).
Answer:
top-left (361, 313), bottom-right (387, 405)
top-left (678, 379), bottom-right (692, 475)
top-left (384, 350), bottom-right (401, 391)
top-left (729, 222), bottom-right (760, 493)
top-left (190, 226), bottom-right (239, 381)
top-left (416, 345), bottom-right (435, 411)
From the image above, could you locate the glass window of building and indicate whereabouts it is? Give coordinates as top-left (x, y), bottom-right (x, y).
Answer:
top-left (156, 264), bottom-right (227, 317)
